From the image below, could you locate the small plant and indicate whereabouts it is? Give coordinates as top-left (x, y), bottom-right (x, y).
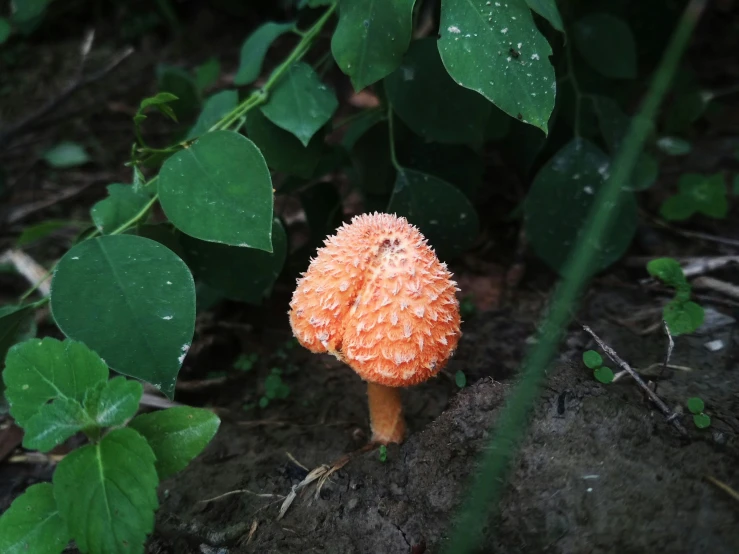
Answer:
top-left (647, 257), bottom-right (705, 335)
top-left (378, 444), bottom-right (388, 463)
top-left (259, 367), bottom-right (291, 408)
top-left (582, 349), bottom-right (614, 384)
top-left (455, 370), bottom-right (467, 388)
top-left (660, 173), bottom-right (728, 221)
top-left (233, 352), bottom-right (258, 372)
top-left (0, 338), bottom-right (220, 554)
top-left (687, 397), bottom-right (711, 429)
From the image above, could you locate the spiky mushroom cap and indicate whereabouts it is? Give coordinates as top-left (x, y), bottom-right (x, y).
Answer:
top-left (289, 212), bottom-right (461, 387)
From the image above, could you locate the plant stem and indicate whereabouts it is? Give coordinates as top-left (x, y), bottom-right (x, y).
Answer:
top-left (110, 194), bottom-right (159, 235)
top-left (387, 106), bottom-right (401, 170)
top-left (443, 2), bottom-right (707, 552)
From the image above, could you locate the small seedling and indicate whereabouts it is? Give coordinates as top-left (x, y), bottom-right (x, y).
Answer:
top-left (259, 367), bottom-right (291, 408)
top-left (233, 352), bottom-right (258, 372)
top-left (455, 370), bottom-right (467, 388)
top-left (378, 445), bottom-right (388, 462)
top-left (582, 349), bottom-right (614, 384)
top-left (647, 257), bottom-right (705, 335)
top-left (687, 396), bottom-right (711, 428)
top-left (660, 173), bottom-right (728, 221)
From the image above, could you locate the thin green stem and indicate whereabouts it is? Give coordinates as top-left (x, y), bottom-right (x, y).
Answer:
top-left (110, 194), bottom-right (159, 235)
top-left (443, 2), bottom-right (707, 553)
top-left (387, 106), bottom-right (401, 170)
top-left (18, 267), bottom-right (54, 301)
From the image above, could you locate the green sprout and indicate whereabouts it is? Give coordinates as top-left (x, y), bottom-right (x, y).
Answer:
top-left (582, 349), bottom-right (614, 384)
top-left (259, 367), bottom-right (291, 408)
top-left (647, 257), bottom-right (705, 335)
top-left (233, 352), bottom-right (258, 372)
top-left (455, 370), bottom-right (467, 388)
top-left (660, 173), bottom-right (727, 221)
top-left (687, 396), bottom-right (711, 429)
top-left (378, 445), bottom-right (388, 462)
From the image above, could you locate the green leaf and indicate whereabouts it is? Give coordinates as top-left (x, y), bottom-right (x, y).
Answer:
top-left (629, 154), bottom-right (659, 191)
top-left (3, 338), bottom-right (107, 428)
top-left (659, 193), bottom-right (695, 221)
top-left (42, 142), bottom-right (90, 168)
top-left (90, 184), bottom-right (150, 234)
top-left (524, 0), bottom-right (563, 32)
top-left (157, 65), bottom-right (201, 120)
top-left (686, 397), bottom-right (704, 414)
top-left (341, 109), bottom-right (386, 150)
top-left (260, 62), bottom-right (337, 146)
top-left (0, 483), bottom-right (71, 554)
top-left (664, 300), bottom-right (704, 336)
top-left (646, 257), bottom-right (687, 289)
top-left (158, 130), bottom-right (274, 250)
top-left (656, 136), bottom-right (691, 156)
top-left (300, 182), bottom-right (343, 244)
top-left (582, 350), bottom-right (602, 369)
top-left (234, 21), bottom-right (294, 86)
top-left (455, 370), bottom-right (467, 388)
top-left (387, 169), bottom-right (479, 261)
top-left (246, 108), bottom-right (325, 178)
top-left (83, 376), bottom-right (143, 428)
top-left (594, 366), bottom-right (614, 384)
top-left (573, 14), bottom-right (637, 79)
top-left (186, 89), bottom-right (238, 140)
top-left (50, 235), bottom-right (196, 398)
top-left (128, 406), bottom-right (220, 480)
top-left (661, 173), bottom-right (728, 221)
top-left (438, 0), bottom-right (556, 133)
top-left (0, 305), bottom-right (35, 364)
top-left (484, 105), bottom-right (512, 141)
top-left (11, 0), bottom-right (51, 23)
top-left (138, 92), bottom-right (180, 123)
top-left (524, 138), bottom-right (638, 275)
top-left (194, 57), bottom-right (220, 92)
top-left (331, 0), bottom-right (414, 91)
top-left (53, 428), bottom-right (158, 554)
top-left (385, 38), bottom-right (491, 144)
top-left (693, 412), bottom-right (711, 429)
top-left (182, 219), bottom-right (287, 304)
top-left (16, 219), bottom-right (83, 246)
top-left (22, 397), bottom-right (89, 452)
top-left (0, 17), bottom-right (12, 44)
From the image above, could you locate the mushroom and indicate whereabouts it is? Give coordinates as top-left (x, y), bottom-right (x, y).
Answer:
top-left (288, 212), bottom-right (461, 444)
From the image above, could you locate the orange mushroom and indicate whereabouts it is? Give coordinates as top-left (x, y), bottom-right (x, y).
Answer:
top-left (289, 212), bottom-right (461, 444)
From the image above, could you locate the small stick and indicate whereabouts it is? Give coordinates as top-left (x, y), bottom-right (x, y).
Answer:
top-left (704, 475), bottom-right (739, 504)
top-left (692, 276), bottom-right (739, 301)
top-left (660, 320), bottom-right (674, 379)
top-left (583, 325), bottom-right (688, 436)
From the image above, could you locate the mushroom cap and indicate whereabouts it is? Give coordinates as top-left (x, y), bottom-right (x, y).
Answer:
top-left (289, 212), bottom-right (461, 387)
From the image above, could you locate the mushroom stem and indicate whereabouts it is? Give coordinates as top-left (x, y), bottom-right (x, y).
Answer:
top-left (366, 382), bottom-right (405, 444)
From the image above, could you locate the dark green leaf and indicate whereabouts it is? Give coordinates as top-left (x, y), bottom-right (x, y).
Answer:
top-left (0, 17), bottom-right (12, 44)
top-left (3, 337), bottom-right (107, 428)
top-left (594, 366), bottom-right (614, 384)
top-left (646, 257), bottom-right (686, 289)
top-left (234, 21), bottom-right (294, 86)
top-left (439, 0), bottom-right (556, 133)
top-left (182, 219), bottom-right (287, 304)
top-left (341, 109), bottom-right (386, 150)
top-left (573, 14), bottom-right (637, 79)
top-left (524, 0), bottom-right (563, 32)
top-left (50, 235), bottom-right (196, 398)
top-left (455, 370), bottom-right (467, 388)
top-left (0, 305), bottom-right (35, 364)
top-left (90, 183), bottom-right (150, 234)
top-left (331, 0), bottom-right (415, 91)
top-left (195, 57), bottom-right (220, 92)
top-left (138, 92), bottom-right (179, 123)
top-left (260, 62), bottom-right (337, 146)
top-left (157, 65), bottom-right (201, 120)
top-left (186, 89), bottom-right (238, 139)
top-left (83, 376), bottom-right (143, 428)
top-left (0, 483), bottom-right (71, 554)
top-left (23, 397), bottom-right (90, 452)
top-left (16, 220), bottom-right (83, 246)
top-left (246, 109), bottom-right (325, 178)
top-left (629, 154), bottom-right (659, 191)
top-left (42, 142), bottom-right (90, 168)
top-left (664, 300), bottom-right (704, 336)
top-left (385, 38), bottom-right (491, 144)
top-left (656, 136), bottom-right (691, 156)
top-left (659, 193), bottom-right (695, 221)
top-left (53, 428), bottom-right (158, 554)
top-left (686, 396), bottom-right (704, 414)
top-left (661, 173), bottom-right (728, 220)
top-left (159, 130), bottom-right (273, 249)
top-left (582, 350), bottom-right (602, 369)
top-left (134, 224), bottom-right (185, 259)
top-left (349, 121), bottom-right (396, 203)
top-left (388, 169), bottom-right (479, 261)
top-left (12, 0), bottom-right (51, 23)
top-left (524, 138), bottom-right (638, 274)
top-left (693, 412), bottom-right (711, 429)
top-left (484, 106), bottom-right (512, 141)
top-left (128, 406), bottom-right (220, 479)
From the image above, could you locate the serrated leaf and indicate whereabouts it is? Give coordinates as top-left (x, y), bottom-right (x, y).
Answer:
top-left (260, 62), bottom-right (337, 146)
top-left (53, 428), bottom-right (158, 554)
top-left (582, 349), bottom-right (602, 369)
top-left (0, 305), bottom-right (35, 364)
top-left (388, 169), bottom-right (479, 261)
top-left (90, 184), bottom-right (150, 234)
top-left (646, 257), bottom-right (686, 289)
top-left (524, 0), bottom-right (563, 32)
top-left (438, 0), bottom-right (556, 133)
top-left (234, 21), bottom-right (294, 86)
top-left (686, 397), bottom-right (704, 414)
top-left (43, 142), bottom-right (90, 168)
top-left (181, 219), bottom-right (287, 304)
top-left (331, 0), bottom-right (414, 91)
top-left (158, 130), bottom-right (274, 249)
top-left (157, 65), bottom-right (201, 120)
top-left (524, 138), bottom-right (638, 275)
top-left (128, 406), bottom-right (220, 480)
top-left (385, 38), bottom-right (491, 144)
top-left (0, 483), bottom-right (71, 554)
top-left (50, 235), bottom-right (196, 398)
top-left (83, 376), bottom-right (143, 428)
top-left (246, 107), bottom-right (325, 178)
top-left (194, 57), bottom-right (220, 92)
top-left (573, 14), bottom-right (637, 80)
top-left (23, 397), bottom-right (90, 452)
top-left (3, 337), bottom-right (107, 428)
top-left (186, 89), bottom-right (238, 139)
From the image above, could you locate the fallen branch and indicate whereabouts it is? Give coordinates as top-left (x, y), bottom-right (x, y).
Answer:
top-left (692, 276), bottom-right (739, 301)
top-left (583, 325), bottom-right (688, 436)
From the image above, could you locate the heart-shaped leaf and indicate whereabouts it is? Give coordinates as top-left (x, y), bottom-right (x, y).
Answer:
top-left (186, 90), bottom-right (238, 139)
top-left (50, 235), bottom-right (196, 398)
top-left (573, 14), bottom-right (637, 80)
top-left (234, 21), bottom-right (294, 86)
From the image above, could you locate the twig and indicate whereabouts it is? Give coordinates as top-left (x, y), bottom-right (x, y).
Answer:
top-left (0, 249), bottom-right (52, 296)
top-left (660, 320), bottom-right (674, 379)
top-left (582, 325), bottom-right (688, 436)
top-left (650, 218), bottom-right (739, 249)
top-left (692, 276), bottom-right (739, 301)
top-left (704, 475), bottom-right (739, 504)
top-left (198, 489), bottom-right (284, 504)
top-left (7, 181), bottom-right (96, 224)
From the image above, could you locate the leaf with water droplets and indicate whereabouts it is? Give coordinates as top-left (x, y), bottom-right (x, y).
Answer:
top-left (438, 0), bottom-right (556, 133)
